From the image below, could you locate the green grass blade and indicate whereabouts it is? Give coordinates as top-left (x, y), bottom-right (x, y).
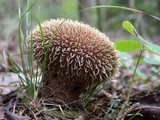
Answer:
top-left (75, 5), bottom-right (160, 21)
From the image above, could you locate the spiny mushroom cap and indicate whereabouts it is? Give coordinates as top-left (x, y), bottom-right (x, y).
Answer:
top-left (27, 18), bottom-right (119, 87)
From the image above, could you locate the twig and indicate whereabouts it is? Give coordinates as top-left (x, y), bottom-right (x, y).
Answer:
top-left (24, 104), bottom-right (38, 120)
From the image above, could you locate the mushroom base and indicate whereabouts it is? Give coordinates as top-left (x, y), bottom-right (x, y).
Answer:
top-left (40, 70), bottom-right (88, 102)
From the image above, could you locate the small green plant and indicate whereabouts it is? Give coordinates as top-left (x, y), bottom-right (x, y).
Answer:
top-left (115, 20), bottom-right (160, 117)
top-left (115, 20), bottom-right (160, 81)
top-left (117, 20), bottom-right (160, 55)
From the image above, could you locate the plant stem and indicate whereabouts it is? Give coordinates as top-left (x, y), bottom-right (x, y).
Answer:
top-left (127, 46), bottom-right (144, 102)
top-left (118, 46), bottom-right (144, 117)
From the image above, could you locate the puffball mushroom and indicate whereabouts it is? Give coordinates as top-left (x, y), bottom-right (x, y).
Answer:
top-left (27, 18), bottom-right (119, 102)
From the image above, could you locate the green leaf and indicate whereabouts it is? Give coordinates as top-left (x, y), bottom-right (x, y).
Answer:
top-left (115, 40), bottom-right (142, 52)
top-left (144, 43), bottom-right (160, 56)
top-left (123, 21), bottom-right (139, 36)
top-left (143, 58), bottom-right (160, 65)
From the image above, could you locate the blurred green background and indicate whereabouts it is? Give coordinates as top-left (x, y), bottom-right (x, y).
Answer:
top-left (0, 0), bottom-right (160, 45)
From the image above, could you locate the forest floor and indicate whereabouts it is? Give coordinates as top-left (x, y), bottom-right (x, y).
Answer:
top-left (0, 30), bottom-right (160, 120)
